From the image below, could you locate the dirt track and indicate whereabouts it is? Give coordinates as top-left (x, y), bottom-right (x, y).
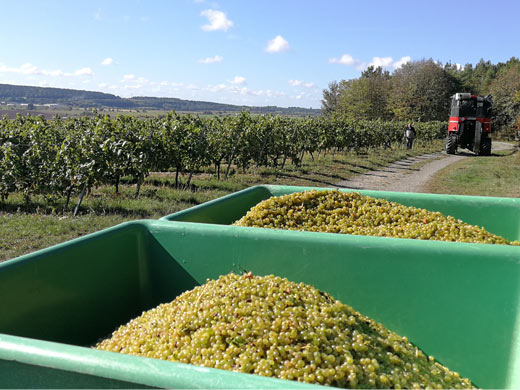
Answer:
top-left (335, 142), bottom-right (515, 193)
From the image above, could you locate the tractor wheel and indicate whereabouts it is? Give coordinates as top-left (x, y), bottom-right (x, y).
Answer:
top-left (479, 138), bottom-right (491, 156)
top-left (446, 133), bottom-right (457, 154)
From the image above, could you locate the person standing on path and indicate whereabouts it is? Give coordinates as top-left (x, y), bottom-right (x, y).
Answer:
top-left (404, 122), bottom-right (416, 150)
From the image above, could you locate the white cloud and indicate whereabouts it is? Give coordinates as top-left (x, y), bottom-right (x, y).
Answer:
top-left (186, 83), bottom-right (200, 91)
top-left (207, 83), bottom-right (228, 93)
top-left (197, 55), bottom-right (223, 64)
top-left (290, 90), bottom-right (315, 101)
top-left (20, 63), bottom-right (41, 75)
top-left (47, 69), bottom-right (65, 77)
top-left (265, 35), bottom-right (290, 53)
top-left (74, 67), bottom-right (93, 76)
top-left (392, 56), bottom-right (411, 69)
top-left (288, 79), bottom-right (314, 88)
top-left (365, 56), bottom-right (411, 71)
top-left (229, 76), bottom-right (246, 85)
top-left (329, 54), bottom-right (412, 71)
top-left (100, 75), bottom-right (281, 102)
top-left (0, 62), bottom-right (93, 77)
top-left (365, 56), bottom-right (412, 70)
top-left (0, 62), bottom-right (40, 75)
top-left (200, 9), bottom-right (233, 31)
top-left (101, 57), bottom-right (114, 66)
top-left (159, 81), bottom-right (184, 88)
top-left (252, 89), bottom-right (285, 98)
top-left (119, 74), bottom-right (150, 91)
top-left (201, 82), bottom-right (285, 99)
top-left (329, 54), bottom-right (359, 66)
top-left (369, 56), bottom-right (394, 68)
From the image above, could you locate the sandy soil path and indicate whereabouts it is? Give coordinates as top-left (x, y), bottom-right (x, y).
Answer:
top-left (335, 142), bottom-right (515, 193)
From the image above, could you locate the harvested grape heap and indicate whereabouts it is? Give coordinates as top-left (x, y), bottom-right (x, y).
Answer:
top-left (233, 190), bottom-right (519, 245)
top-left (96, 273), bottom-right (475, 389)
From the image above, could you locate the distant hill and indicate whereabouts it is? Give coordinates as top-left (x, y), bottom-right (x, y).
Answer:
top-left (0, 84), bottom-right (321, 116)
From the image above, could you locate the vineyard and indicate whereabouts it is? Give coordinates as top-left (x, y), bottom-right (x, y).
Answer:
top-left (0, 111), bottom-right (447, 214)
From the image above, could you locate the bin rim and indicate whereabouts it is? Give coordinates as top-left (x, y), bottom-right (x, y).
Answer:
top-left (160, 183), bottom-right (520, 223)
top-left (0, 333), bottom-right (322, 389)
top-left (158, 184), bottom-right (520, 250)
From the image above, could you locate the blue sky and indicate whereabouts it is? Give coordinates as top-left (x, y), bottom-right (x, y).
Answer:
top-left (0, 0), bottom-right (518, 108)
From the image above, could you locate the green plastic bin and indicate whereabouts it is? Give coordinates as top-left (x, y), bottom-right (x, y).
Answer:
top-left (1, 219), bottom-right (519, 388)
top-left (160, 185), bottom-right (520, 242)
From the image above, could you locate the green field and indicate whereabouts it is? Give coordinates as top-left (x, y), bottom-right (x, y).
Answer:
top-left (0, 106), bottom-right (199, 120)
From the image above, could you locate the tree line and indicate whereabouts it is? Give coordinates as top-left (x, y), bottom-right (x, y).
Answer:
top-left (0, 83), bottom-right (320, 116)
top-left (322, 57), bottom-right (520, 134)
top-left (0, 112), bottom-right (446, 214)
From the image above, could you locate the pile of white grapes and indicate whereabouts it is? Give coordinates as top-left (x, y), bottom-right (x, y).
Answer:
top-left (96, 273), bottom-right (475, 389)
top-left (233, 190), bottom-right (519, 245)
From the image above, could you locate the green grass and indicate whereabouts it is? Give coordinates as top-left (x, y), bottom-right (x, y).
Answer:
top-left (423, 148), bottom-right (520, 197)
top-left (0, 141), bottom-right (444, 262)
top-left (0, 213), bottom-right (134, 262)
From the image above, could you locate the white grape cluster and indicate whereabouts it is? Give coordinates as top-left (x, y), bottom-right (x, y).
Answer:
top-left (95, 273), bottom-right (475, 389)
top-left (233, 190), bottom-right (519, 246)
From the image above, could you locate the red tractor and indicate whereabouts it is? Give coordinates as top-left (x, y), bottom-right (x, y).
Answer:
top-left (446, 93), bottom-right (492, 155)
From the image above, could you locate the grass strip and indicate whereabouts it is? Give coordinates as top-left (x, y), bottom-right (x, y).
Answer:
top-left (423, 148), bottom-right (520, 197)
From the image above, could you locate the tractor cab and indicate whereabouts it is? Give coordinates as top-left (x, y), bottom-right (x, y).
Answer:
top-left (446, 93), bottom-right (492, 155)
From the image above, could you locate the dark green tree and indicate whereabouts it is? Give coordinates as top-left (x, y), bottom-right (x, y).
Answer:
top-left (336, 66), bottom-right (392, 120)
top-left (489, 62), bottom-right (520, 131)
top-left (388, 59), bottom-right (458, 122)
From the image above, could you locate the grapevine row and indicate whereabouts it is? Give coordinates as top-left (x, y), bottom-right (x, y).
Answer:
top-left (0, 111), bottom-right (446, 212)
